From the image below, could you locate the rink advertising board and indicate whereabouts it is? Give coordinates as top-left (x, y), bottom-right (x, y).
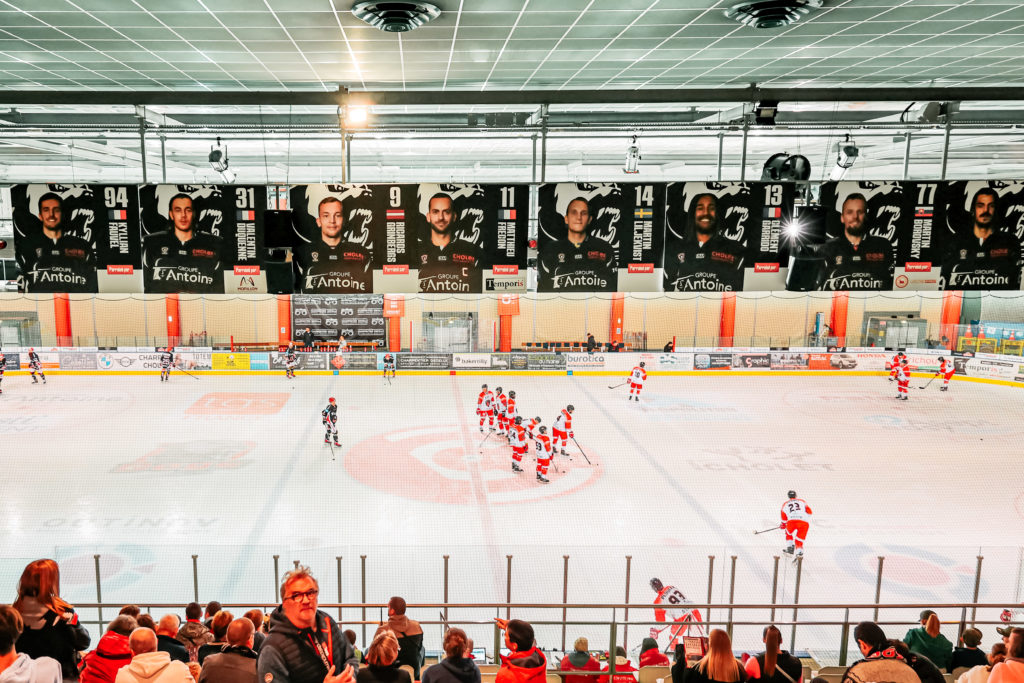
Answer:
top-left (526, 353), bottom-right (567, 370)
top-left (2, 353), bottom-right (21, 370)
top-left (11, 184), bottom-right (143, 293)
top-left (732, 353), bottom-right (771, 369)
top-left (665, 182), bottom-right (793, 291)
top-left (770, 352), bottom-right (810, 369)
top-left (335, 353), bottom-right (380, 370)
top-left (509, 352), bottom-right (529, 371)
top-left (268, 351), bottom-right (328, 371)
top-left (139, 184), bottom-right (266, 294)
top-left (58, 352), bottom-right (97, 370)
top-left (693, 352), bottom-right (733, 370)
top-left (655, 353), bottom-right (695, 370)
top-left (452, 353), bottom-right (514, 369)
top-left (95, 352), bottom-right (163, 370)
top-left (291, 294), bottom-right (385, 348)
top-left (396, 353), bottom-right (451, 369)
top-left (174, 350), bottom-right (212, 371)
top-left (537, 183), bottom-right (666, 292)
top-left (211, 353), bottom-right (250, 370)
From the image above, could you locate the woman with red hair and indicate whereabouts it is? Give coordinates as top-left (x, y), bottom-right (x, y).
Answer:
top-left (681, 630), bottom-right (746, 683)
top-left (13, 559), bottom-right (91, 680)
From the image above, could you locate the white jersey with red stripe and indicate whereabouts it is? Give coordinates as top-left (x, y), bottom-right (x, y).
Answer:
top-left (895, 365), bottom-right (910, 383)
top-left (629, 366), bottom-right (648, 385)
top-left (939, 359), bottom-right (954, 375)
top-left (494, 392), bottom-right (507, 415)
top-left (653, 585), bottom-right (706, 640)
top-left (527, 419), bottom-right (541, 439)
top-left (477, 390), bottom-right (493, 413)
top-left (780, 498), bottom-right (813, 522)
top-left (505, 397), bottom-right (517, 420)
top-left (535, 433), bottom-right (552, 459)
top-left (553, 409), bottom-right (572, 433)
top-left (510, 424), bottom-right (527, 449)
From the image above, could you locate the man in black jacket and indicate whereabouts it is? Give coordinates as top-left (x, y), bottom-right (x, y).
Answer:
top-left (200, 618), bottom-right (260, 683)
top-left (374, 597), bottom-right (423, 680)
top-left (842, 622), bottom-right (921, 683)
top-left (155, 614), bottom-right (189, 663)
top-left (258, 566), bottom-right (358, 683)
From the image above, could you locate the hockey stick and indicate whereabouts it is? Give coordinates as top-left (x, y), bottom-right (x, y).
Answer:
top-left (571, 436), bottom-right (593, 465)
top-left (608, 381), bottom-right (628, 389)
top-left (175, 365), bottom-right (200, 380)
top-left (478, 431), bottom-right (492, 448)
top-left (753, 526), bottom-right (781, 535)
top-left (328, 438), bottom-right (336, 462)
top-left (918, 375), bottom-right (937, 390)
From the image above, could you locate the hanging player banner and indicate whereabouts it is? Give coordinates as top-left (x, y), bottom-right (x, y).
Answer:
top-left (414, 183), bottom-right (529, 293)
top-left (139, 185), bottom-right (266, 294)
top-left (664, 182), bottom-right (792, 291)
top-left (11, 184), bottom-right (143, 293)
top-left (931, 181), bottom-right (1024, 290)
top-left (537, 183), bottom-right (665, 292)
top-left (291, 294), bottom-right (386, 349)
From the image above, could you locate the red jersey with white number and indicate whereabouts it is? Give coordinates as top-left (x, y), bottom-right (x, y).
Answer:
top-left (477, 390), bottom-right (493, 413)
top-left (780, 498), bottom-right (813, 522)
top-left (535, 433), bottom-right (552, 459)
top-left (554, 409), bottom-right (572, 433)
top-left (494, 392), bottom-right (507, 415)
top-left (630, 366), bottom-right (648, 385)
top-left (940, 359), bottom-right (953, 375)
top-left (505, 397), bottom-right (517, 419)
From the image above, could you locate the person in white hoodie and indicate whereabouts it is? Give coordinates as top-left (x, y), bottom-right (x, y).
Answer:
top-left (0, 605), bottom-right (61, 683)
top-left (114, 629), bottom-right (191, 683)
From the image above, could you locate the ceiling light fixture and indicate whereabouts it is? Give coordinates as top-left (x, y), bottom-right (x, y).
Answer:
top-left (351, 1), bottom-right (441, 32)
top-left (725, 0), bottom-right (823, 29)
top-left (209, 136), bottom-right (235, 183)
top-left (829, 134), bottom-right (859, 181)
top-left (623, 135), bottom-right (641, 175)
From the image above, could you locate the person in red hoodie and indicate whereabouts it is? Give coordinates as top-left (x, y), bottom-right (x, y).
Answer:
top-left (600, 647), bottom-right (637, 683)
top-left (495, 618), bottom-right (546, 683)
top-left (639, 638), bottom-right (670, 668)
top-left (80, 615), bottom-right (136, 683)
top-left (560, 637), bottom-right (600, 683)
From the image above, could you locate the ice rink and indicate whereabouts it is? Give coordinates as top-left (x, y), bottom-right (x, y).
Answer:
top-left (2, 369), bottom-right (1023, 661)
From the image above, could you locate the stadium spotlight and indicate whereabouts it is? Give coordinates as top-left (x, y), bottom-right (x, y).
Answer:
top-left (345, 106), bottom-right (369, 126)
top-left (828, 135), bottom-right (859, 181)
top-left (209, 137), bottom-right (229, 173)
top-left (784, 219), bottom-right (803, 239)
top-left (623, 135), bottom-right (641, 174)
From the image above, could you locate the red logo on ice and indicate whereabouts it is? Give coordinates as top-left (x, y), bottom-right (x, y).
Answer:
top-left (627, 263), bottom-right (654, 274)
top-left (754, 263), bottom-right (780, 273)
top-left (106, 265), bottom-right (134, 275)
top-left (383, 264), bottom-right (409, 274)
top-left (493, 265), bottom-right (519, 275)
top-left (233, 265), bottom-right (261, 276)
top-left (186, 393), bottom-right (289, 415)
top-left (905, 262), bottom-right (932, 272)
top-left (344, 426), bottom-right (601, 504)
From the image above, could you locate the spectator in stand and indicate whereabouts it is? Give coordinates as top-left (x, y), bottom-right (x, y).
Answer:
top-left (958, 643), bottom-right (1006, 683)
top-left (671, 644), bottom-right (688, 683)
top-left (586, 334), bottom-right (597, 354)
top-left (257, 565), bottom-right (358, 683)
top-left (342, 631), bottom-right (361, 663)
top-left (114, 627), bottom-right (191, 683)
top-left (176, 604), bottom-right (212, 664)
top-left (197, 611), bottom-right (232, 665)
top-left (999, 628), bottom-right (1015, 647)
top-left (0, 604), bottom-right (62, 683)
top-left (12, 559), bottom-right (91, 681)
top-left (355, 631), bottom-right (410, 683)
top-left (891, 639), bottom-right (949, 683)
top-left (682, 630), bottom-right (745, 683)
top-left (840, 622), bottom-right (918, 683)
top-left (242, 611), bottom-right (265, 653)
top-left (301, 328), bottom-right (315, 351)
top-left (954, 630), bottom-right (989, 672)
top-left (80, 615), bottom-right (137, 683)
top-left (373, 597), bottom-right (423, 680)
top-left (988, 629), bottom-right (1024, 683)
top-left (600, 646), bottom-right (637, 683)
top-left (422, 628), bottom-right (478, 683)
top-left (202, 604), bottom-right (222, 631)
top-left (494, 618), bottom-right (546, 683)
top-left (464, 639), bottom-right (474, 660)
top-left (663, 340), bottom-right (675, 353)
top-left (136, 615), bottom-right (156, 633)
top-left (156, 616), bottom-right (188, 664)
top-left (560, 637), bottom-right (600, 683)
top-left (120, 607), bottom-right (141, 621)
top-left (337, 335), bottom-right (348, 352)
top-left (743, 626), bottom-right (802, 683)
top-left (198, 618), bottom-right (259, 683)
top-left (905, 611), bottom-right (954, 672)
top-left (639, 638), bottom-right (669, 668)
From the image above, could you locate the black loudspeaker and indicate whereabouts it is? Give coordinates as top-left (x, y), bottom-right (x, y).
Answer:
top-left (264, 210), bottom-right (294, 249)
top-left (264, 261), bottom-right (294, 294)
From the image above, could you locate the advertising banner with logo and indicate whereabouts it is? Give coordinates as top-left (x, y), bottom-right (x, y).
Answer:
top-left (2, 353), bottom-right (22, 370)
top-left (655, 353), bottom-right (694, 371)
top-left (693, 352), bottom-right (733, 370)
top-left (537, 183), bottom-right (665, 292)
top-left (770, 352), bottom-right (810, 369)
top-left (249, 352), bottom-right (269, 370)
top-left (397, 353), bottom-right (452, 369)
top-left (665, 182), bottom-right (793, 291)
top-left (451, 353), bottom-right (516, 369)
top-left (526, 353), bottom-right (566, 370)
top-left (291, 294), bottom-right (385, 348)
top-left (509, 352), bottom-right (529, 370)
top-left (732, 353), bottom-right (771, 369)
top-left (211, 353), bottom-right (251, 370)
top-left (58, 351), bottom-right (96, 370)
top-left (335, 353), bottom-right (381, 370)
top-left (960, 356), bottom-right (1018, 380)
top-left (564, 353), bottom-right (606, 371)
top-left (267, 351), bottom-right (328, 371)
top-left (95, 351), bottom-right (163, 371)
top-left (139, 184), bottom-right (266, 293)
top-left (174, 350), bottom-right (213, 371)
top-left (11, 184), bottom-right (143, 293)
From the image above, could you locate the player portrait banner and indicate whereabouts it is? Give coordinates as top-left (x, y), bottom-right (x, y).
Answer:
top-left (11, 184), bottom-right (142, 293)
top-left (537, 183), bottom-right (665, 292)
top-left (139, 184), bottom-right (266, 294)
top-left (665, 182), bottom-right (793, 292)
top-left (291, 294), bottom-right (386, 348)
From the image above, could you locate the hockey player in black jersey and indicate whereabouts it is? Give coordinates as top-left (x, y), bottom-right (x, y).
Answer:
top-left (28, 348), bottom-right (45, 384)
top-left (284, 343), bottom-right (298, 379)
top-left (142, 193), bottom-right (224, 293)
top-left (941, 187), bottom-right (1023, 290)
top-left (664, 192), bottom-right (745, 291)
top-left (538, 197), bottom-right (617, 292)
top-left (18, 193), bottom-right (98, 293)
top-left (383, 352), bottom-right (396, 380)
top-left (0, 351), bottom-right (6, 394)
top-left (815, 193), bottom-right (894, 290)
top-left (296, 196), bottom-right (373, 293)
top-left (322, 397), bottom-right (340, 446)
top-left (159, 346), bottom-right (174, 382)
top-left (417, 193), bottom-right (483, 293)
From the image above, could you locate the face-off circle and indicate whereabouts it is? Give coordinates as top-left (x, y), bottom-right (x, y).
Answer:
top-left (344, 426), bottom-right (601, 504)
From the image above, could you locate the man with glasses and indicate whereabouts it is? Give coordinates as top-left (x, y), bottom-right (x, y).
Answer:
top-left (258, 566), bottom-right (358, 683)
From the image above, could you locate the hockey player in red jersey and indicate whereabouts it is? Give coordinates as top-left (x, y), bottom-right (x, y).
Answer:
top-left (493, 387), bottom-right (508, 437)
top-left (552, 405), bottom-right (574, 456)
top-left (628, 362), bottom-right (647, 402)
top-left (888, 351), bottom-right (906, 381)
top-left (534, 425), bottom-right (553, 483)
top-left (526, 416), bottom-right (542, 440)
top-left (935, 356), bottom-right (954, 391)
top-left (504, 390), bottom-right (518, 435)
top-left (477, 384), bottom-right (495, 432)
top-left (895, 359), bottom-right (910, 400)
top-left (780, 490), bottom-right (812, 558)
top-left (649, 578), bottom-right (706, 651)
top-left (509, 416), bottom-right (528, 473)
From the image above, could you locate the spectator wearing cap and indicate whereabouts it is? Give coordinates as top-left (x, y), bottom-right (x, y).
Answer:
top-left (958, 643), bottom-right (1006, 683)
top-left (373, 597), bottom-right (423, 680)
top-left (953, 629), bottom-right (989, 671)
top-left (495, 618), bottom-right (546, 683)
top-left (560, 637), bottom-right (600, 683)
top-left (840, 621), bottom-right (919, 683)
top-left (421, 628), bottom-right (479, 683)
top-left (905, 611), bottom-right (954, 672)
top-left (0, 604), bottom-right (62, 683)
top-left (600, 647), bottom-right (637, 683)
top-left (639, 638), bottom-right (669, 668)
top-left (999, 627), bottom-right (1016, 647)
top-left (988, 629), bottom-right (1024, 683)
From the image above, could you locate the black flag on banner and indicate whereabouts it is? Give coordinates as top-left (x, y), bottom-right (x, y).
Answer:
top-left (665, 182), bottom-right (792, 291)
top-left (11, 184), bottom-right (142, 293)
top-left (139, 184), bottom-right (266, 294)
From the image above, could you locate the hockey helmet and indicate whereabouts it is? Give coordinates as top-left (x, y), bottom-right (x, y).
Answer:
top-left (566, 404), bottom-right (575, 412)
top-left (534, 416), bottom-right (542, 422)
top-left (482, 384), bottom-right (488, 389)
top-left (495, 386), bottom-right (503, 393)
top-left (901, 358), bottom-right (908, 365)
top-left (515, 416), bottom-right (523, 425)
top-left (639, 362), bottom-right (646, 368)
top-left (29, 347), bottom-right (34, 353)
top-left (328, 397), bottom-right (336, 403)
top-left (899, 351), bottom-right (906, 357)
top-left (538, 425), bottom-right (547, 434)
top-left (508, 390), bottom-right (515, 399)
top-left (938, 356), bottom-right (945, 362)
top-left (787, 490), bottom-right (797, 499)
top-left (650, 577), bottom-right (663, 591)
